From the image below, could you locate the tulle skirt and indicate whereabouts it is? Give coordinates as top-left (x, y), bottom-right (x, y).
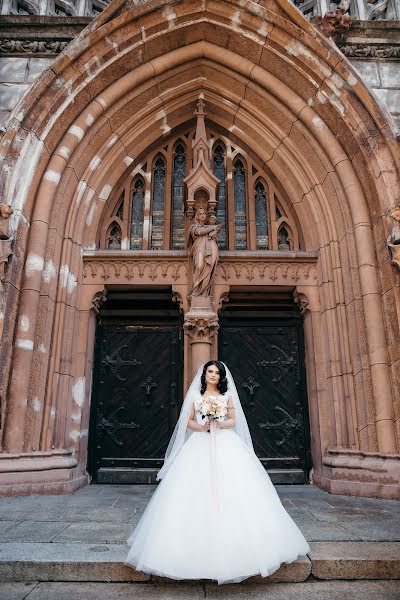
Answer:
top-left (125, 429), bottom-right (310, 584)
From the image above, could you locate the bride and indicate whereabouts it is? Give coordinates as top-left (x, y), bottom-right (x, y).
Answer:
top-left (125, 360), bottom-right (310, 584)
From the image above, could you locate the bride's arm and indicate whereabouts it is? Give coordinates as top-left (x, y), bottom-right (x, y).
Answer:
top-left (218, 397), bottom-right (235, 429)
top-left (187, 402), bottom-right (207, 432)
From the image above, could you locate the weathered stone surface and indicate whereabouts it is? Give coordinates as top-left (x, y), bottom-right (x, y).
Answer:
top-left (0, 83), bottom-right (29, 110)
top-left (310, 542), bottom-right (400, 580)
top-left (26, 58), bottom-right (54, 83)
top-left (0, 521), bottom-right (69, 543)
top-left (0, 543), bottom-right (149, 582)
top-left (350, 60), bottom-right (380, 88)
top-left (0, 58), bottom-right (28, 83)
top-left (0, 581), bottom-right (38, 600)
top-left (206, 581), bottom-right (400, 599)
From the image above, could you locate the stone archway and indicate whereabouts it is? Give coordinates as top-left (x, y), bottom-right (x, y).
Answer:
top-left (0, 0), bottom-right (399, 498)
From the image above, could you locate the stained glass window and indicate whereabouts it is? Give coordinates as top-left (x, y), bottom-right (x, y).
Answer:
top-left (151, 157), bottom-right (166, 250)
top-left (130, 178), bottom-right (144, 249)
top-left (255, 180), bottom-right (268, 250)
top-left (107, 223), bottom-right (121, 249)
top-left (171, 143), bottom-right (186, 249)
top-left (278, 226), bottom-right (290, 251)
top-left (233, 159), bottom-right (247, 250)
top-left (276, 206), bottom-right (282, 220)
top-left (213, 144), bottom-right (227, 250)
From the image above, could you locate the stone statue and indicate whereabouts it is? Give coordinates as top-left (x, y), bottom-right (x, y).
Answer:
top-left (0, 203), bottom-right (13, 240)
top-left (188, 207), bottom-right (223, 297)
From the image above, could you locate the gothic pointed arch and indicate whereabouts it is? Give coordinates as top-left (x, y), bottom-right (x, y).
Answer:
top-left (0, 0), bottom-right (399, 498)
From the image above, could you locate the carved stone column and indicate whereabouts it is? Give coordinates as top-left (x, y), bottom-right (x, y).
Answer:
top-left (183, 297), bottom-right (219, 378)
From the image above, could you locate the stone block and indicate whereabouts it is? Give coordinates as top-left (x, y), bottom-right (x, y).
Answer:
top-left (205, 581), bottom-right (400, 599)
top-left (0, 521), bottom-right (70, 543)
top-left (310, 541), bottom-right (400, 579)
top-left (378, 62), bottom-right (400, 89)
top-left (0, 109), bottom-right (10, 127)
top-left (0, 58), bottom-right (28, 83)
top-left (53, 522), bottom-right (129, 544)
top-left (350, 60), bottom-right (380, 88)
top-left (0, 84), bottom-right (29, 111)
top-left (26, 58), bottom-right (55, 83)
top-left (0, 542), bottom-right (149, 582)
top-left (300, 521), bottom-right (362, 542)
top-left (372, 88), bottom-right (400, 115)
top-left (0, 582), bottom-right (38, 600)
top-left (255, 557), bottom-right (311, 582)
top-left (21, 582), bottom-right (205, 599)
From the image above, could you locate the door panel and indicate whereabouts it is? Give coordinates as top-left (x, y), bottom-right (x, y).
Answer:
top-left (89, 324), bottom-right (182, 483)
top-left (220, 320), bottom-right (310, 483)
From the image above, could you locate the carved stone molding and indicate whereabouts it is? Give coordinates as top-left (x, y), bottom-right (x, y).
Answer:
top-left (216, 259), bottom-right (318, 286)
top-left (339, 43), bottom-right (400, 58)
top-left (184, 295), bottom-right (219, 340)
top-left (91, 289), bottom-right (107, 315)
top-left (82, 252), bottom-right (319, 288)
top-left (183, 314), bottom-right (219, 339)
top-left (293, 292), bottom-right (310, 316)
top-left (217, 291), bottom-right (230, 312)
top-left (0, 39), bottom-right (69, 55)
top-left (83, 256), bottom-right (188, 284)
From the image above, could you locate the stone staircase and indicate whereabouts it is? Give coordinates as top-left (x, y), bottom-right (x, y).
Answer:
top-left (0, 485), bottom-right (399, 598)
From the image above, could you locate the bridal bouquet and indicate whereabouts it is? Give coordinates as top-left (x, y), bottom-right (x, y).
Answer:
top-left (195, 396), bottom-right (228, 423)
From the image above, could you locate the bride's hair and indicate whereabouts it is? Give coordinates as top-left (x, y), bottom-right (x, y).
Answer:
top-left (200, 360), bottom-right (228, 395)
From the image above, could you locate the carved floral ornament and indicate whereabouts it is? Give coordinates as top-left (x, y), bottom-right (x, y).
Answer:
top-left (183, 314), bottom-right (220, 339)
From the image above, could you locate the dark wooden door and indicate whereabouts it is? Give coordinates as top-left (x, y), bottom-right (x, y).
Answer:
top-left (220, 319), bottom-right (311, 483)
top-left (89, 324), bottom-right (183, 483)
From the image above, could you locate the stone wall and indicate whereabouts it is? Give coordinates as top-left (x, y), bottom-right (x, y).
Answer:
top-left (0, 57), bottom-right (53, 125)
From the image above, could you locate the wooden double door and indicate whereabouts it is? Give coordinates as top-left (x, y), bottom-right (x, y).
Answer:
top-left (89, 294), bottom-right (311, 484)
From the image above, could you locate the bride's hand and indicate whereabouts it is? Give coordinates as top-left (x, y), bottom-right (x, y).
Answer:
top-left (202, 421), bottom-right (211, 432)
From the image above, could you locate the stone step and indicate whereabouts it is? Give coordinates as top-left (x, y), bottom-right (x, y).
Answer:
top-left (0, 542), bottom-right (399, 583)
top-left (2, 581), bottom-right (400, 600)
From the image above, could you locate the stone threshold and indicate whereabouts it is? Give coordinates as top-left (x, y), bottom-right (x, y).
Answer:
top-left (0, 542), bottom-right (399, 583)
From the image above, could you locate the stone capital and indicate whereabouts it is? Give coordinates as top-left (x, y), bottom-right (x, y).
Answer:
top-left (183, 296), bottom-right (219, 340)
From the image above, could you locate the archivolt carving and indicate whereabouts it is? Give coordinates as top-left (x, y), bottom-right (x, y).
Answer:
top-left (83, 260), bottom-right (188, 282)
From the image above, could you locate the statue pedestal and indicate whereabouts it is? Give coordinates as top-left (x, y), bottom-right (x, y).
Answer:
top-left (184, 296), bottom-right (219, 377)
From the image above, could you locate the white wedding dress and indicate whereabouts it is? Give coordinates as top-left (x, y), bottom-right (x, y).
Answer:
top-left (125, 391), bottom-right (310, 584)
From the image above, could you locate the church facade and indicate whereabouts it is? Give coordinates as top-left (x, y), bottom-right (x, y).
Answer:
top-left (0, 0), bottom-right (400, 498)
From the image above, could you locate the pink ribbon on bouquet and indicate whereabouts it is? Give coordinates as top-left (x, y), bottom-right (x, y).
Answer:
top-left (209, 419), bottom-right (220, 512)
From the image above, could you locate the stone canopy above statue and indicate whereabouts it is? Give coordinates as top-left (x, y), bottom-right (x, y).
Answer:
top-left (184, 97), bottom-right (220, 219)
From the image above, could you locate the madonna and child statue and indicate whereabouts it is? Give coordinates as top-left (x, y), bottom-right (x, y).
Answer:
top-left (188, 206), bottom-right (223, 298)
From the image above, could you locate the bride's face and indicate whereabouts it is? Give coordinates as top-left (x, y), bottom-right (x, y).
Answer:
top-left (206, 365), bottom-right (220, 386)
